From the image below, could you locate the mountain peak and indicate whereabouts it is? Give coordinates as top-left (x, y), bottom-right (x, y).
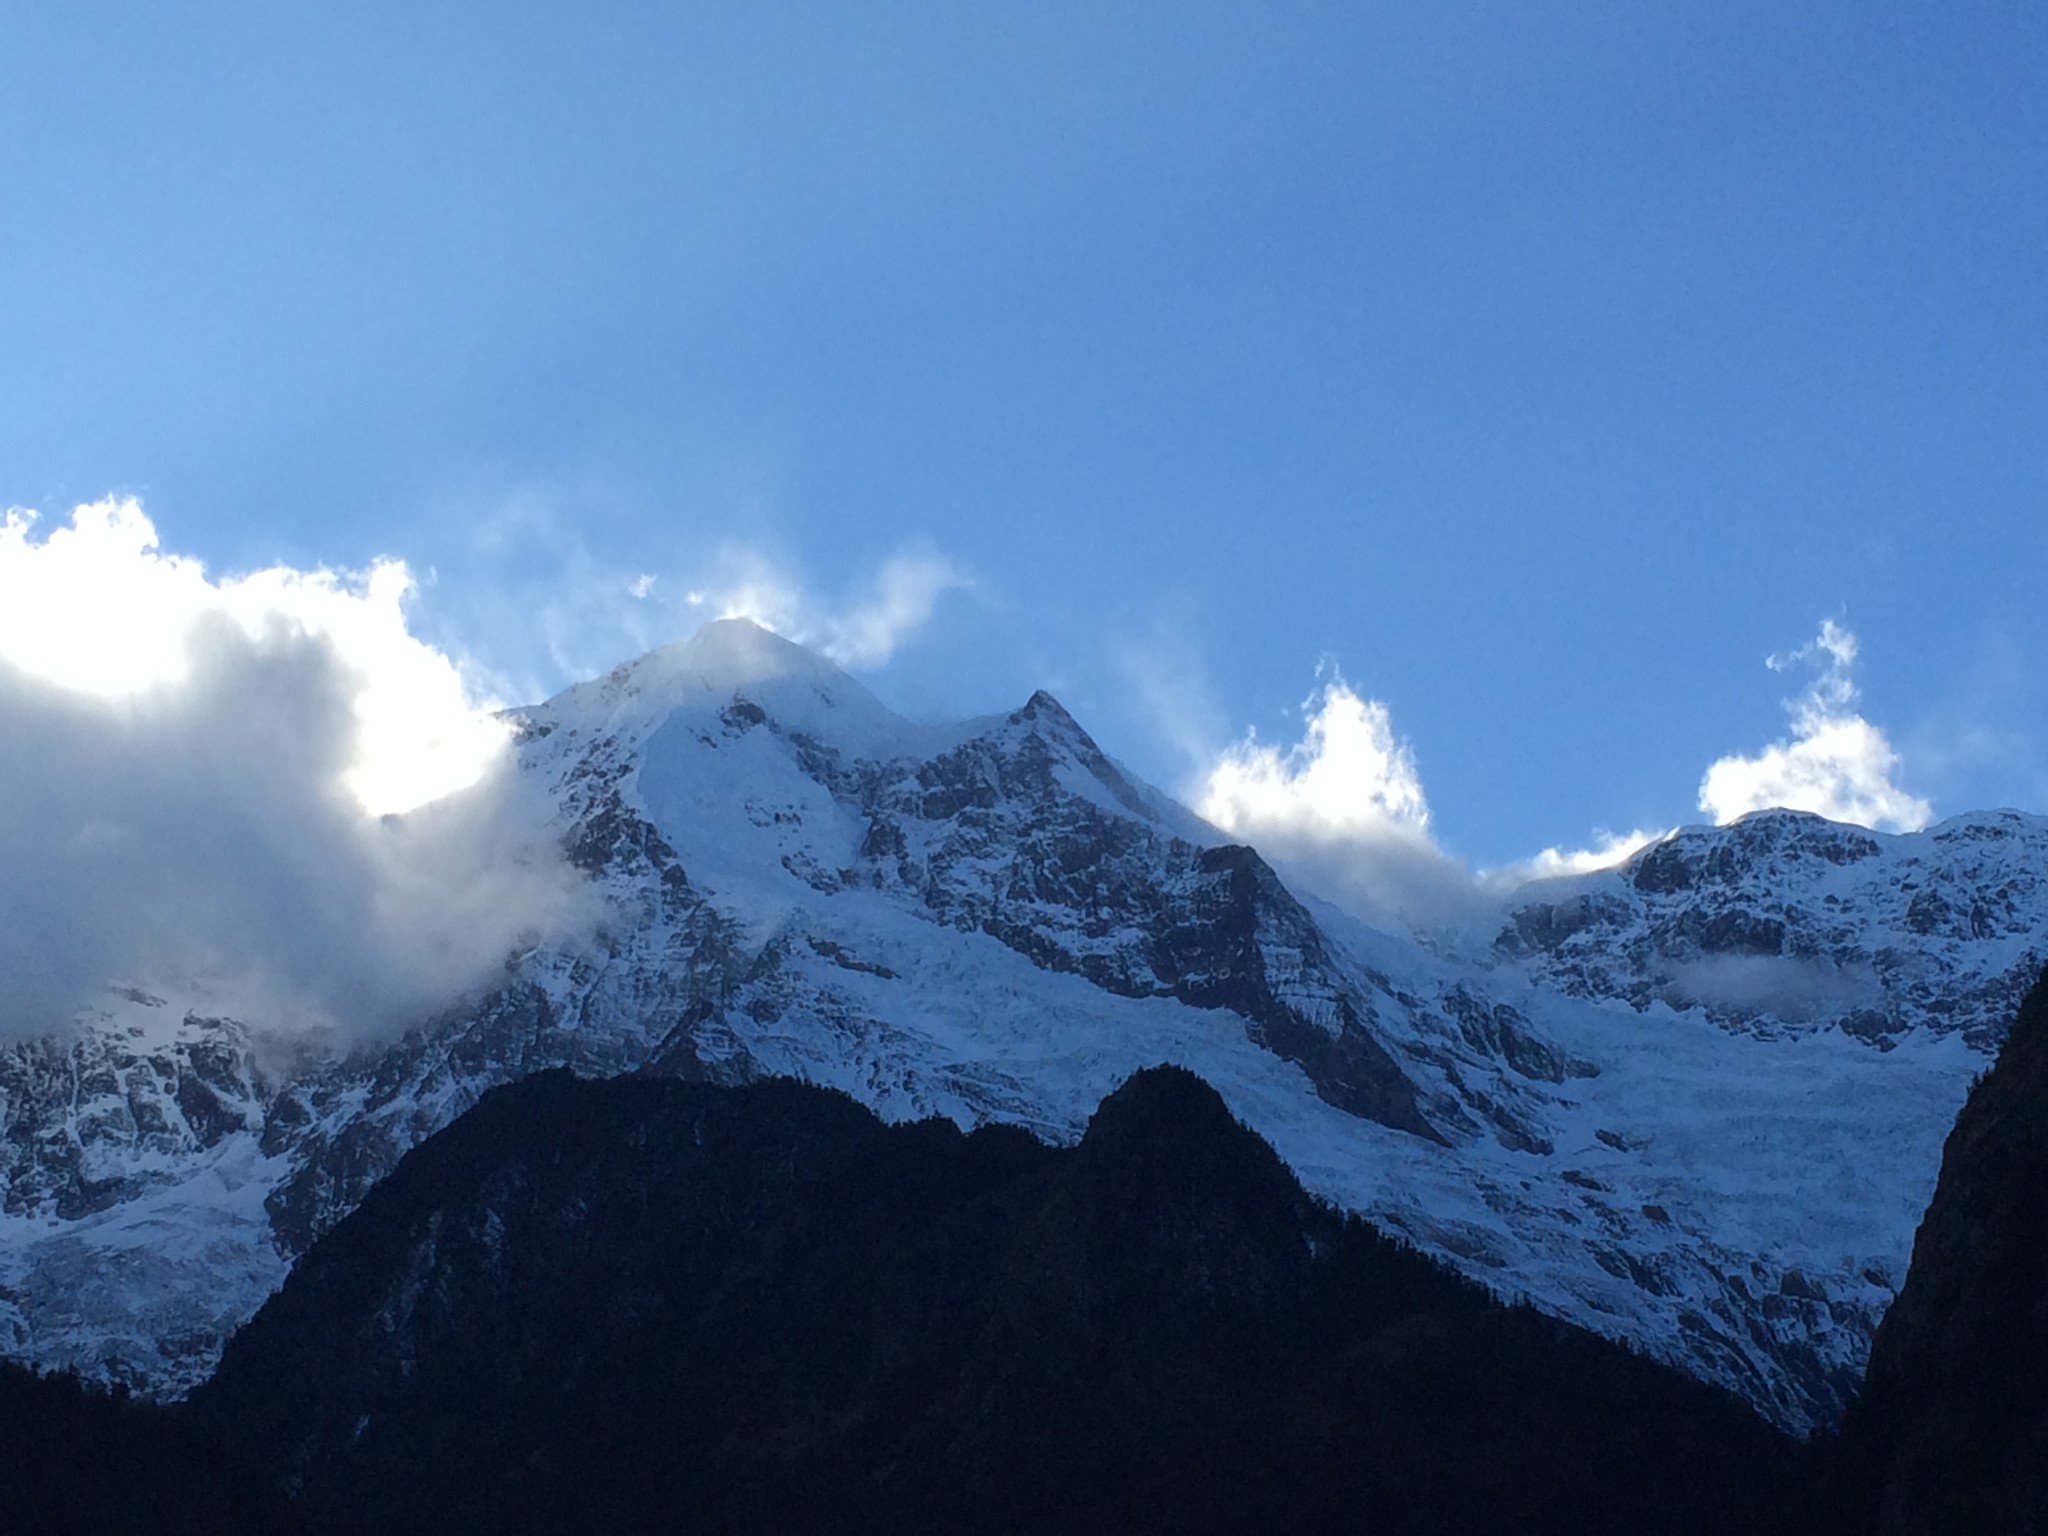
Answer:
top-left (636, 617), bottom-right (847, 696)
top-left (528, 618), bottom-right (922, 755)
top-left (1016, 687), bottom-right (1076, 723)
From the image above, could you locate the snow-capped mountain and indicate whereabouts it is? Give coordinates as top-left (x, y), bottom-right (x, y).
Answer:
top-left (1500, 806), bottom-right (2048, 1048)
top-left (3, 620), bottom-right (2043, 1433)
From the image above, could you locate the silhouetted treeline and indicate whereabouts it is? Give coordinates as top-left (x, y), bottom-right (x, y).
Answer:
top-left (0, 1357), bottom-right (284, 1534)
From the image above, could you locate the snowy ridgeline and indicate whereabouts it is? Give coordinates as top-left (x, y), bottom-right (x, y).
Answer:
top-left (2, 620), bottom-right (2043, 1433)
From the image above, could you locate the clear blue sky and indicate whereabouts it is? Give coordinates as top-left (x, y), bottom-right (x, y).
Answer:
top-left (5, 1), bottom-right (2043, 868)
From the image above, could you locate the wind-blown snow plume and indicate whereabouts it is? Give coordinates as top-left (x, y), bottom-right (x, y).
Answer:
top-left (689, 546), bottom-right (967, 669)
top-left (416, 491), bottom-right (968, 703)
top-left (1117, 629), bottom-right (1229, 767)
top-left (1698, 621), bottom-right (1932, 833)
top-left (1481, 827), bottom-right (1668, 890)
top-left (0, 500), bottom-right (592, 1040)
top-left (1198, 669), bottom-right (1479, 929)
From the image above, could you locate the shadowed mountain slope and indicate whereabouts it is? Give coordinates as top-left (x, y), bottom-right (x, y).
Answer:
top-left (1774, 964), bottom-right (2048, 1533)
top-left (192, 1064), bottom-right (1789, 1536)
top-left (0, 1359), bottom-right (285, 1534)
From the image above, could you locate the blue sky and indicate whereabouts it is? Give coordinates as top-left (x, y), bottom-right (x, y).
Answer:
top-left (4, 1), bottom-right (2044, 872)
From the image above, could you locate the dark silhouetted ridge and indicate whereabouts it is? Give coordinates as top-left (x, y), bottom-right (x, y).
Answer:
top-left (190, 1065), bottom-right (1789, 1536)
top-left (1773, 965), bottom-right (2048, 1534)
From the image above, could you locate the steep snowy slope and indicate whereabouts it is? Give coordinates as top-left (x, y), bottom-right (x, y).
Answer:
top-left (1, 620), bottom-right (2041, 1432)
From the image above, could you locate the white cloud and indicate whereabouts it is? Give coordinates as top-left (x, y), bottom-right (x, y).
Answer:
top-left (1, 500), bottom-right (505, 816)
top-left (1201, 670), bottom-right (1433, 842)
top-left (1197, 669), bottom-right (1483, 932)
top-left (1698, 620), bottom-right (1932, 832)
top-left (819, 550), bottom-right (968, 669)
top-left (0, 500), bottom-right (593, 1041)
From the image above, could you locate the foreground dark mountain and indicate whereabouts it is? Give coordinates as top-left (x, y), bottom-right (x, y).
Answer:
top-left (0, 1359), bottom-right (283, 1534)
top-left (190, 1065), bottom-right (1788, 1536)
top-left (1774, 963), bottom-right (2048, 1533)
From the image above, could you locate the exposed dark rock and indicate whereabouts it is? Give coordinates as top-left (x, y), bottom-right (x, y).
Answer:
top-left (1443, 988), bottom-right (1593, 1084)
top-left (1697, 907), bottom-right (1787, 957)
top-left (1633, 839), bottom-right (1697, 894)
top-left (1152, 845), bottom-right (1444, 1141)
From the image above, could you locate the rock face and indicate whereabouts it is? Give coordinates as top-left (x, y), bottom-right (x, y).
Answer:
top-left (1776, 964), bottom-right (2048, 1533)
top-left (2, 619), bottom-right (2044, 1432)
top-left (190, 1067), bottom-right (1790, 1536)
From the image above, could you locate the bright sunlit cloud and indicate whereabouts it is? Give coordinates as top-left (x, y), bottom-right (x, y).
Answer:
top-left (0, 499), bottom-right (592, 1039)
top-left (1200, 668), bottom-right (1433, 842)
top-left (1197, 667), bottom-right (1484, 931)
top-left (1698, 620), bottom-right (1932, 833)
top-left (0, 499), bottom-right (505, 816)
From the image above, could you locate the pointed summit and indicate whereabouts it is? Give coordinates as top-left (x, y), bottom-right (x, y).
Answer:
top-left (607, 617), bottom-right (856, 705)
top-left (1015, 688), bottom-right (1078, 726)
top-left (525, 618), bottom-right (931, 760)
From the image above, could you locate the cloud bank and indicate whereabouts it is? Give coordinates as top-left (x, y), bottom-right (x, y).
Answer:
top-left (1698, 620), bottom-right (1932, 833)
top-left (0, 500), bottom-right (592, 1041)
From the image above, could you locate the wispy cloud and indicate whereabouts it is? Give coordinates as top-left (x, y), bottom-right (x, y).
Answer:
top-left (428, 490), bottom-right (969, 695)
top-left (1113, 618), bottom-right (1232, 769)
top-left (1480, 827), bottom-right (1668, 891)
top-left (691, 545), bottom-right (968, 670)
top-left (1698, 620), bottom-right (1932, 832)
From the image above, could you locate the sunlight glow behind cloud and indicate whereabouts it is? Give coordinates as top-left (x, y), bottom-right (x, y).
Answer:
top-left (1480, 828), bottom-right (1668, 890)
top-left (0, 500), bottom-right (591, 1039)
top-left (0, 499), bottom-right (505, 816)
top-left (1698, 621), bottom-right (1932, 833)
